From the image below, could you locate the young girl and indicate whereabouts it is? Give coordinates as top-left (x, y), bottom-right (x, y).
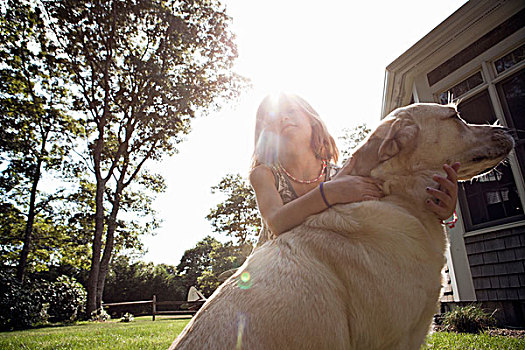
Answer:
top-left (250, 92), bottom-right (459, 247)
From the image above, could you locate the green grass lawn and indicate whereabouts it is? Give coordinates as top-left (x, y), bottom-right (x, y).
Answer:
top-left (1, 317), bottom-right (523, 349)
top-left (423, 331), bottom-right (524, 350)
top-left (0, 316), bottom-right (190, 350)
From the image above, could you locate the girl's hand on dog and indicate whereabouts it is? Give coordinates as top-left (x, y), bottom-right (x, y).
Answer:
top-left (425, 162), bottom-right (460, 220)
top-left (328, 156), bottom-right (383, 204)
top-left (325, 174), bottom-right (384, 204)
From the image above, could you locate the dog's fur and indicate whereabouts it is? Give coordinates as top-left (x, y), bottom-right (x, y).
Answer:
top-left (170, 103), bottom-right (514, 350)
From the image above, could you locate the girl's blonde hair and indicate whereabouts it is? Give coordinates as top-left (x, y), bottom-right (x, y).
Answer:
top-left (251, 92), bottom-right (339, 168)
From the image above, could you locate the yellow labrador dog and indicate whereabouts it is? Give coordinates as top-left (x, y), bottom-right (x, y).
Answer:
top-left (170, 103), bottom-right (514, 350)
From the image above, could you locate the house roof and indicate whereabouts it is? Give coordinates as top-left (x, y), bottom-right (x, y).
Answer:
top-left (381, 0), bottom-right (524, 118)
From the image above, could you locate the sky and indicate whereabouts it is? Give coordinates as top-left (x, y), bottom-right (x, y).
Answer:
top-left (142, 0), bottom-right (469, 266)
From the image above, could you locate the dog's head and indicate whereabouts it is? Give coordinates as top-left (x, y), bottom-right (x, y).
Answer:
top-left (350, 103), bottom-right (514, 181)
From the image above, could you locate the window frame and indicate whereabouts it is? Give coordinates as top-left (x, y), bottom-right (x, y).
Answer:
top-left (433, 43), bottom-right (525, 234)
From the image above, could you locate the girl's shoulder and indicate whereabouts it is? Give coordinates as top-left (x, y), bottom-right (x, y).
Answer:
top-left (249, 164), bottom-right (279, 188)
top-left (250, 164), bottom-right (273, 180)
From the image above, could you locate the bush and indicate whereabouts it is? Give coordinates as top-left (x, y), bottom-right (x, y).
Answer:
top-left (0, 270), bottom-right (47, 330)
top-left (120, 312), bottom-right (134, 322)
top-left (46, 275), bottom-right (87, 323)
top-left (90, 307), bottom-right (111, 322)
top-left (442, 305), bottom-right (496, 334)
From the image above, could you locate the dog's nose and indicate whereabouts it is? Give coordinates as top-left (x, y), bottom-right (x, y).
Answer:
top-left (492, 128), bottom-right (515, 150)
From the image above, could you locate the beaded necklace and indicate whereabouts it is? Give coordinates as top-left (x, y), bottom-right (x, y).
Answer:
top-left (279, 160), bottom-right (327, 184)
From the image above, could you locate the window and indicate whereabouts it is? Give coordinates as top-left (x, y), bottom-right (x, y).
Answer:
top-left (494, 43), bottom-right (525, 74)
top-left (438, 72), bottom-right (484, 104)
top-left (497, 68), bottom-right (525, 176)
top-left (456, 89), bottom-right (525, 231)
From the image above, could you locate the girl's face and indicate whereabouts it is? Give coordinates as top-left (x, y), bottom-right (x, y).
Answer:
top-left (273, 102), bottom-right (312, 142)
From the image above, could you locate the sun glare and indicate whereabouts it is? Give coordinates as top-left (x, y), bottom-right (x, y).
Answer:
top-left (144, 0), bottom-right (470, 265)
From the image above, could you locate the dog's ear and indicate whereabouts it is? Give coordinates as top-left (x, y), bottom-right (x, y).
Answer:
top-left (378, 117), bottom-right (419, 161)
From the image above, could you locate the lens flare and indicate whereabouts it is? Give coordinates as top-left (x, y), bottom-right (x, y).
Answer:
top-left (237, 271), bottom-right (252, 290)
top-left (236, 313), bottom-right (247, 350)
top-left (256, 129), bottom-right (280, 164)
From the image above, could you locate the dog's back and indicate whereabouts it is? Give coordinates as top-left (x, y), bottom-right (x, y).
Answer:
top-left (171, 226), bottom-right (352, 349)
top-left (170, 200), bottom-right (445, 350)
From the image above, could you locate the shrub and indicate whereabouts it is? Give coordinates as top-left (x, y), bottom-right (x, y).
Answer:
top-left (90, 307), bottom-right (111, 322)
top-left (46, 275), bottom-right (87, 323)
top-left (442, 304), bottom-right (496, 334)
top-left (120, 312), bottom-right (134, 322)
top-left (0, 270), bottom-right (47, 330)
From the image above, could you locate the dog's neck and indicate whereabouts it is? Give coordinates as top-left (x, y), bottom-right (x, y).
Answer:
top-left (378, 170), bottom-right (444, 220)
top-left (345, 161), bottom-right (448, 261)
top-left (350, 153), bottom-right (445, 230)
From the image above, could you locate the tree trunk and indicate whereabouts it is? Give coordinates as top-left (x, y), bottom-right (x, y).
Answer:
top-left (96, 192), bottom-right (120, 308)
top-left (86, 179), bottom-right (105, 315)
top-left (84, 0), bottom-right (117, 316)
top-left (16, 158), bottom-right (42, 282)
top-left (16, 127), bottom-right (48, 283)
top-left (86, 133), bottom-right (106, 316)
top-left (96, 218), bottom-right (116, 308)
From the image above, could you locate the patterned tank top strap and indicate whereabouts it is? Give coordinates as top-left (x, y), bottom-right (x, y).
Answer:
top-left (326, 162), bottom-right (340, 180)
top-left (269, 164), bottom-right (299, 204)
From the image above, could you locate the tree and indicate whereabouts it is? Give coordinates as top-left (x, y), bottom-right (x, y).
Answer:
top-left (104, 256), bottom-right (185, 304)
top-left (177, 236), bottom-right (249, 297)
top-left (206, 173), bottom-right (260, 246)
top-left (197, 240), bottom-right (250, 297)
top-left (338, 124), bottom-right (371, 163)
top-left (0, 0), bottom-right (80, 281)
top-left (44, 0), bottom-right (247, 314)
top-left (0, 203), bottom-right (26, 268)
top-left (177, 236), bottom-right (218, 292)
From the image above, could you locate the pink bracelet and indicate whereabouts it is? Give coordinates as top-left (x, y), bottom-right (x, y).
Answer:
top-left (442, 211), bottom-right (458, 228)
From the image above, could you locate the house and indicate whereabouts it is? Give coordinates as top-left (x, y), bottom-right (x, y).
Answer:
top-left (381, 0), bottom-right (525, 327)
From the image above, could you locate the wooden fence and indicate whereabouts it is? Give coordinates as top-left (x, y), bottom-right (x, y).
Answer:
top-left (103, 295), bottom-right (205, 321)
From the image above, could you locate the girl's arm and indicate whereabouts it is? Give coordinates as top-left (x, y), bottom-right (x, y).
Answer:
top-left (250, 165), bottom-right (383, 235)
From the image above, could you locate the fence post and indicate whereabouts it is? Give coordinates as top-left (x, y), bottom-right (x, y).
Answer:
top-left (152, 295), bottom-right (156, 321)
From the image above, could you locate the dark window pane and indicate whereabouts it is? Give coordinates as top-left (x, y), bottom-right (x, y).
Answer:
top-left (439, 72), bottom-right (484, 104)
top-left (457, 90), bottom-right (524, 231)
top-left (458, 90), bottom-right (496, 124)
top-left (467, 72), bottom-right (484, 90)
top-left (497, 68), bottom-right (525, 176)
top-left (467, 192), bottom-right (487, 225)
top-left (494, 44), bottom-right (525, 74)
